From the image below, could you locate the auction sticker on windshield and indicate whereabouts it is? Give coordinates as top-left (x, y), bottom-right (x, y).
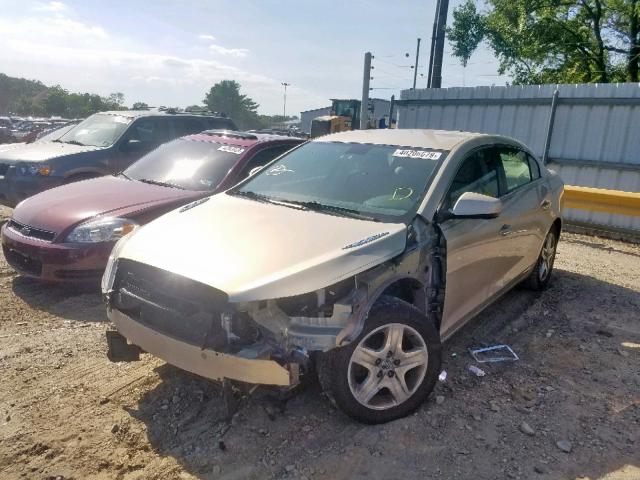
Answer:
top-left (218, 145), bottom-right (245, 154)
top-left (392, 149), bottom-right (442, 160)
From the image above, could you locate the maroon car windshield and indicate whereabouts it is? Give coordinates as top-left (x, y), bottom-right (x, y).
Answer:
top-left (123, 138), bottom-right (241, 191)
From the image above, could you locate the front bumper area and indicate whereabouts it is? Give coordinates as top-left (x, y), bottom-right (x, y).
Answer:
top-left (1, 223), bottom-right (111, 281)
top-left (109, 308), bottom-right (294, 386)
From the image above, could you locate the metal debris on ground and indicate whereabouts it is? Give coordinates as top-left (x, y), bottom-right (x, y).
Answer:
top-left (438, 371), bottom-right (447, 382)
top-left (468, 365), bottom-right (486, 377)
top-left (469, 344), bottom-right (519, 363)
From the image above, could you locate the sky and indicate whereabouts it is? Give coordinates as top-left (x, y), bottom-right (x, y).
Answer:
top-left (0, 0), bottom-right (509, 116)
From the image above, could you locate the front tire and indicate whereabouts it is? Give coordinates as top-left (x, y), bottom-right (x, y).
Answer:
top-left (318, 297), bottom-right (441, 424)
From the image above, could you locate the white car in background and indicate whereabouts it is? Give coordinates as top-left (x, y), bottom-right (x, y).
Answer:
top-left (103, 129), bottom-right (564, 423)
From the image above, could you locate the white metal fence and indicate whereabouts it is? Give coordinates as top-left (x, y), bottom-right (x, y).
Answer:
top-left (396, 83), bottom-right (640, 234)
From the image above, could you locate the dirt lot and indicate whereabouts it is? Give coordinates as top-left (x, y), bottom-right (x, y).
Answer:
top-left (0, 204), bottom-right (638, 480)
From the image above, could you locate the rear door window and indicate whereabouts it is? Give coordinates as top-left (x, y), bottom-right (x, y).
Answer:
top-left (129, 118), bottom-right (170, 146)
top-left (528, 154), bottom-right (541, 180)
top-left (498, 147), bottom-right (533, 192)
top-left (171, 117), bottom-right (207, 137)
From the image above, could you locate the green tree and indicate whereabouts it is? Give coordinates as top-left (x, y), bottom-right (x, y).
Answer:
top-left (448, 0), bottom-right (640, 84)
top-left (44, 85), bottom-right (70, 116)
top-left (203, 80), bottom-right (260, 129)
top-left (447, 1), bottom-right (484, 67)
top-left (106, 92), bottom-right (125, 109)
top-left (132, 102), bottom-right (149, 110)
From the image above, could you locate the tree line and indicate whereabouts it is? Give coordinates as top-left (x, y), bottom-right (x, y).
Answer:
top-left (0, 73), bottom-right (127, 118)
top-left (0, 74), bottom-right (295, 130)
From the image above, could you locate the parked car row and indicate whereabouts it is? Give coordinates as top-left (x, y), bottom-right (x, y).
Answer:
top-left (2, 130), bottom-right (301, 280)
top-left (0, 109), bottom-right (237, 207)
top-left (0, 116), bottom-right (78, 144)
top-left (1, 127), bottom-right (564, 423)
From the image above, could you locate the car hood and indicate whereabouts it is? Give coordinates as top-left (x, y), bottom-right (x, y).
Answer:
top-left (0, 141), bottom-right (101, 163)
top-left (117, 193), bottom-right (408, 302)
top-left (12, 176), bottom-right (199, 234)
top-left (0, 143), bottom-right (26, 154)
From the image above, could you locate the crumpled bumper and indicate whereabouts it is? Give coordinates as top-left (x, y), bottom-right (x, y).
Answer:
top-left (108, 308), bottom-right (294, 386)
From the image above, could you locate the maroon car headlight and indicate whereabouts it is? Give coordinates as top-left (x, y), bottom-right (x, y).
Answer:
top-left (66, 217), bottom-right (139, 243)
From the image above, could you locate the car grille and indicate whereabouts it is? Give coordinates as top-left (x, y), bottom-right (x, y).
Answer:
top-left (112, 259), bottom-right (229, 347)
top-left (6, 220), bottom-right (56, 242)
top-left (0, 163), bottom-right (8, 176)
top-left (2, 245), bottom-right (43, 276)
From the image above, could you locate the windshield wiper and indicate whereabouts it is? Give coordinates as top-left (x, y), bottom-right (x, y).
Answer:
top-left (138, 178), bottom-right (185, 189)
top-left (289, 201), bottom-right (379, 221)
top-left (118, 172), bottom-right (132, 180)
top-left (61, 139), bottom-right (87, 146)
top-left (231, 190), bottom-right (306, 209)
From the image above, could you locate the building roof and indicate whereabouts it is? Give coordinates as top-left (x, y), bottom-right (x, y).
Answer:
top-left (314, 128), bottom-right (482, 150)
top-left (300, 106), bottom-right (332, 114)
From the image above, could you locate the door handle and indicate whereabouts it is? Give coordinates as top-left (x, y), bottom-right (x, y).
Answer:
top-left (500, 224), bottom-right (512, 236)
top-left (540, 199), bottom-right (551, 210)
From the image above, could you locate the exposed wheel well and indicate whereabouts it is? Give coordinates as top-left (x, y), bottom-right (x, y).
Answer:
top-left (378, 278), bottom-right (426, 314)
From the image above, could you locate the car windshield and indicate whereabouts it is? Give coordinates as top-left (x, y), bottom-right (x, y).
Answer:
top-left (58, 113), bottom-right (132, 147)
top-left (37, 123), bottom-right (77, 142)
top-left (232, 141), bottom-right (446, 222)
top-left (123, 138), bottom-right (241, 191)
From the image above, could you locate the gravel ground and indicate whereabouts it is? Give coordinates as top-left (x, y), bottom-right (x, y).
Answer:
top-left (0, 204), bottom-right (639, 480)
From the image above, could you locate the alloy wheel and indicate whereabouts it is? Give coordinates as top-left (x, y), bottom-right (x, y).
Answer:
top-left (348, 323), bottom-right (428, 410)
top-left (539, 232), bottom-right (556, 281)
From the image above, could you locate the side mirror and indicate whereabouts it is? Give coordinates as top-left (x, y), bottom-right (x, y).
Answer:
top-left (121, 138), bottom-right (142, 152)
top-left (442, 192), bottom-right (502, 221)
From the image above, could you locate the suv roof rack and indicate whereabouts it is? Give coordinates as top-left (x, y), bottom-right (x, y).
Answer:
top-left (156, 107), bottom-right (228, 118)
top-left (201, 130), bottom-right (258, 140)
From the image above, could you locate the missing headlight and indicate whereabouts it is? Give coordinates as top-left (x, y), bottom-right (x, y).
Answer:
top-left (276, 277), bottom-right (356, 317)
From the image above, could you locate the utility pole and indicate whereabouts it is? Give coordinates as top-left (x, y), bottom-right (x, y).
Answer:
top-left (426, 1), bottom-right (438, 88)
top-left (412, 38), bottom-right (421, 89)
top-left (281, 82), bottom-right (290, 119)
top-left (360, 52), bottom-right (372, 130)
top-left (428, 0), bottom-right (449, 88)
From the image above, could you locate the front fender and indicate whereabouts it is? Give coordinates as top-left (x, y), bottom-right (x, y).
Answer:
top-left (336, 251), bottom-right (428, 346)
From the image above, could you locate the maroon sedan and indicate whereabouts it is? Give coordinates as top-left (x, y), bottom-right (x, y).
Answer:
top-left (1, 131), bottom-right (302, 281)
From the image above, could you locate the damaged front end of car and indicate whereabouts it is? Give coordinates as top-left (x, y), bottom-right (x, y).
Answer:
top-left (103, 216), bottom-right (445, 389)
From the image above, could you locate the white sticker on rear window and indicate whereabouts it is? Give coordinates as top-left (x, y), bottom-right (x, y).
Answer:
top-left (218, 145), bottom-right (245, 154)
top-left (392, 149), bottom-right (442, 160)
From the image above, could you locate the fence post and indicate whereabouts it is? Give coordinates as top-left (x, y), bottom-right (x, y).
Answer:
top-left (543, 89), bottom-right (560, 164)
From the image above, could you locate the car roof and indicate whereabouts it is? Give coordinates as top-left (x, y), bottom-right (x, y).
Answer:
top-left (184, 130), bottom-right (303, 148)
top-left (96, 110), bottom-right (229, 119)
top-left (314, 128), bottom-right (484, 150)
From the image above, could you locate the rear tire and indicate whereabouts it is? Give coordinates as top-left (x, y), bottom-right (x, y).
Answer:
top-left (318, 297), bottom-right (441, 424)
top-left (526, 228), bottom-right (558, 291)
